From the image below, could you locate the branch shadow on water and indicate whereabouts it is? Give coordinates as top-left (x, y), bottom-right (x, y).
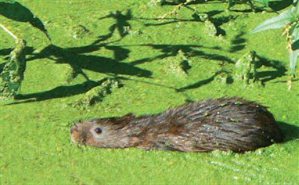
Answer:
top-left (14, 80), bottom-right (101, 103)
top-left (125, 43), bottom-right (235, 92)
top-left (0, 47), bottom-right (34, 74)
top-left (0, 48), bottom-right (12, 56)
top-left (92, 9), bottom-right (132, 45)
top-left (34, 44), bottom-right (152, 78)
top-left (0, 48), bottom-right (11, 73)
top-left (128, 44), bottom-right (234, 65)
top-left (278, 122), bottom-right (299, 143)
top-left (1, 4), bottom-right (289, 104)
top-left (159, 0), bottom-right (222, 6)
top-left (176, 73), bottom-right (217, 92)
top-left (139, 17), bottom-right (204, 27)
top-left (0, 63), bottom-right (4, 74)
top-left (135, 9), bottom-right (235, 37)
top-left (176, 53), bottom-right (287, 91)
top-left (135, 10), bottom-right (224, 27)
top-left (6, 39), bottom-right (236, 104)
top-left (2, 6), bottom-right (233, 104)
top-left (0, 1), bottom-right (51, 40)
top-left (255, 55), bottom-right (287, 84)
top-left (229, 31), bottom-right (246, 52)
top-left (210, 15), bottom-right (237, 36)
top-left (7, 41), bottom-right (152, 104)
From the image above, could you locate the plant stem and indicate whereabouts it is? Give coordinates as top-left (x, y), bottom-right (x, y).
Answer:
top-left (0, 23), bottom-right (18, 41)
top-left (159, 0), bottom-right (195, 19)
top-left (0, 22), bottom-right (27, 98)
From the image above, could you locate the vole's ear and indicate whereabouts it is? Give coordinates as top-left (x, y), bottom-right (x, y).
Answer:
top-left (123, 113), bottom-right (135, 119)
top-left (110, 113), bottom-right (136, 126)
top-left (118, 113), bottom-right (136, 123)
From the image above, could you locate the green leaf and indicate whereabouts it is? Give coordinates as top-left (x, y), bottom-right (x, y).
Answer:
top-left (289, 25), bottom-right (299, 75)
top-left (291, 25), bottom-right (299, 50)
top-left (252, 8), bottom-right (294, 33)
top-left (295, 1), bottom-right (299, 14)
top-left (289, 49), bottom-right (298, 75)
top-left (267, 0), bottom-right (293, 11)
top-left (0, 1), bottom-right (51, 40)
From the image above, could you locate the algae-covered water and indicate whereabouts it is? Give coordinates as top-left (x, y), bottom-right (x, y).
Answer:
top-left (0, 0), bottom-right (298, 184)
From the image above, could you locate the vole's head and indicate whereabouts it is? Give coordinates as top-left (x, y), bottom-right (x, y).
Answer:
top-left (70, 114), bottom-right (140, 148)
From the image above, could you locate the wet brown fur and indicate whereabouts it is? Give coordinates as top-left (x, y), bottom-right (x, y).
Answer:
top-left (71, 97), bottom-right (284, 153)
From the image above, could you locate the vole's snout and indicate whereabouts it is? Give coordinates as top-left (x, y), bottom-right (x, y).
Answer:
top-left (71, 123), bottom-right (83, 144)
top-left (70, 124), bottom-right (79, 134)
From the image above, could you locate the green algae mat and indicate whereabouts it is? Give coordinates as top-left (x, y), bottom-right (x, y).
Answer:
top-left (0, 0), bottom-right (298, 184)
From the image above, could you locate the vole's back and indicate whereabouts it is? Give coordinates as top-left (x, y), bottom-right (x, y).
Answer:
top-left (137, 98), bottom-right (284, 152)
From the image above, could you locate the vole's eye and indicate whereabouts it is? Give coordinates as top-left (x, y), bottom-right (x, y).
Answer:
top-left (94, 127), bottom-right (102, 134)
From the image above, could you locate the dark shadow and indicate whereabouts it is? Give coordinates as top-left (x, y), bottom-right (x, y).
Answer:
top-left (136, 10), bottom-right (229, 36)
top-left (268, 0), bottom-right (293, 11)
top-left (0, 47), bottom-right (34, 57)
top-left (273, 79), bottom-right (299, 84)
top-left (134, 4), bottom-right (224, 27)
top-left (229, 8), bottom-right (264, 13)
top-left (127, 44), bottom-right (234, 65)
top-left (159, 0), bottom-right (221, 6)
top-left (278, 122), bottom-right (299, 142)
top-left (118, 76), bottom-right (176, 90)
top-left (176, 69), bottom-right (234, 92)
top-left (159, 0), bottom-right (198, 5)
top-left (105, 46), bottom-right (131, 61)
top-left (5, 35), bottom-right (152, 103)
top-left (141, 17), bottom-right (203, 27)
top-left (8, 75), bottom-right (179, 105)
top-left (0, 63), bottom-right (4, 74)
top-left (204, 10), bottom-right (224, 17)
top-left (0, 1), bottom-right (50, 40)
top-left (0, 47), bottom-right (34, 73)
top-left (92, 10), bottom-right (132, 45)
top-left (176, 74), bottom-right (216, 92)
top-left (175, 53), bottom-right (286, 91)
top-left (0, 48), bottom-right (11, 73)
top-left (1, 5), bottom-right (235, 104)
top-left (7, 42), bottom-right (234, 103)
top-left (0, 48), bottom-right (12, 56)
top-left (255, 56), bottom-right (287, 84)
top-left (11, 80), bottom-right (102, 104)
top-left (229, 31), bottom-right (246, 52)
top-left (29, 44), bottom-right (152, 79)
top-left (136, 10), bottom-right (223, 27)
top-left (210, 15), bottom-right (238, 36)
top-left (227, 0), bottom-right (267, 13)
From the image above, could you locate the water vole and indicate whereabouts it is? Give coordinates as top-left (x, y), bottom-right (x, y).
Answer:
top-left (70, 97), bottom-right (284, 152)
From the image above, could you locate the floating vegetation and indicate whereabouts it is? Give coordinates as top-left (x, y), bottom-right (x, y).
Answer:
top-left (0, 39), bottom-right (26, 97)
top-left (71, 78), bottom-right (123, 110)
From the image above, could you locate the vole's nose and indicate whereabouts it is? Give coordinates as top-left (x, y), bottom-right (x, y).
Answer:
top-left (71, 124), bottom-right (79, 133)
